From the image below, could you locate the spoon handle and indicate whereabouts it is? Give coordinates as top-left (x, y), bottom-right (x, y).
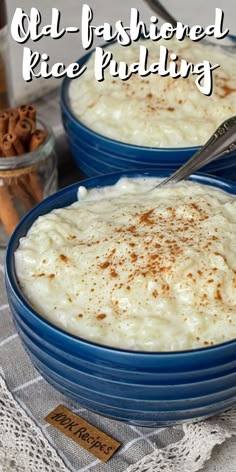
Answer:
top-left (143, 0), bottom-right (177, 26)
top-left (157, 116), bottom-right (236, 188)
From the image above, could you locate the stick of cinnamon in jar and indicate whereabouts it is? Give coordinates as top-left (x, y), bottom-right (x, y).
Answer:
top-left (1, 133), bottom-right (35, 212)
top-left (1, 137), bottom-right (17, 157)
top-left (2, 132), bottom-right (37, 210)
top-left (0, 185), bottom-right (20, 235)
top-left (0, 111), bottom-right (9, 139)
top-left (18, 105), bottom-right (36, 133)
top-left (29, 129), bottom-right (47, 152)
top-left (0, 133), bottom-right (21, 235)
top-left (18, 104), bottom-right (29, 120)
top-left (27, 129), bottom-right (47, 202)
top-left (14, 119), bottom-right (32, 144)
top-left (8, 109), bottom-right (19, 134)
top-left (27, 104), bottom-right (36, 121)
top-left (11, 178), bottom-right (36, 211)
top-left (24, 117), bottom-right (36, 133)
top-left (6, 127), bottom-right (47, 205)
top-left (2, 133), bottom-right (25, 156)
top-left (18, 104), bottom-right (37, 123)
top-left (0, 105), bottom-right (48, 236)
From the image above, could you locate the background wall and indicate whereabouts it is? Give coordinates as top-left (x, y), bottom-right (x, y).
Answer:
top-left (6, 0), bottom-right (236, 103)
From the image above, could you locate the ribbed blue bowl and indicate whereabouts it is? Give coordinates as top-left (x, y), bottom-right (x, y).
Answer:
top-left (60, 47), bottom-right (236, 180)
top-left (5, 170), bottom-right (236, 426)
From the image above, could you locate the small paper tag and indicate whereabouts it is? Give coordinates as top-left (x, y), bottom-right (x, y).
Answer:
top-left (45, 405), bottom-right (121, 462)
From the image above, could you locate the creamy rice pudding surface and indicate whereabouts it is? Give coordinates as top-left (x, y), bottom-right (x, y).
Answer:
top-left (15, 178), bottom-right (236, 351)
top-left (69, 38), bottom-right (236, 147)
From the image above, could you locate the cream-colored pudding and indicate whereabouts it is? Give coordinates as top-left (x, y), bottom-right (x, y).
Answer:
top-left (69, 38), bottom-right (236, 147)
top-left (15, 178), bottom-right (236, 351)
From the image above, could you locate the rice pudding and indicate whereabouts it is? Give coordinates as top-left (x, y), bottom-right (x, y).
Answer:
top-left (15, 177), bottom-right (236, 351)
top-left (69, 38), bottom-right (236, 147)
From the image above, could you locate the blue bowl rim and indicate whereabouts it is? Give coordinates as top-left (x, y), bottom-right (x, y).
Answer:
top-left (5, 169), bottom-right (236, 357)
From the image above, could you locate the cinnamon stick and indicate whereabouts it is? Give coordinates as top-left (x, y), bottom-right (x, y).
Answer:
top-left (28, 129), bottom-right (47, 202)
top-left (2, 132), bottom-right (37, 210)
top-left (2, 133), bottom-right (25, 156)
top-left (10, 129), bottom-right (45, 205)
top-left (11, 179), bottom-right (36, 211)
top-left (28, 172), bottom-right (44, 203)
top-left (29, 129), bottom-right (47, 152)
top-left (24, 117), bottom-right (36, 133)
top-left (27, 129), bottom-right (46, 202)
top-left (0, 185), bottom-right (20, 235)
top-left (2, 138), bottom-right (17, 157)
top-left (18, 104), bottom-right (29, 120)
top-left (8, 109), bottom-right (19, 134)
top-left (27, 105), bottom-right (36, 121)
top-left (14, 119), bottom-right (32, 144)
top-left (0, 111), bottom-right (9, 138)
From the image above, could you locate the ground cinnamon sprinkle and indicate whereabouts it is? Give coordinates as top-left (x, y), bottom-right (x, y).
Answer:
top-left (88, 194), bottom-right (231, 318)
top-left (96, 314), bottom-right (107, 320)
top-left (215, 290), bottom-right (222, 301)
top-left (139, 209), bottom-right (155, 225)
top-left (130, 253), bottom-right (138, 262)
top-left (99, 261), bottom-right (110, 269)
top-left (60, 254), bottom-right (69, 263)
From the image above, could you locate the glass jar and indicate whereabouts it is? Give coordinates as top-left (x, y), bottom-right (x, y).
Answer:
top-left (0, 0), bottom-right (9, 109)
top-left (0, 119), bottom-right (58, 247)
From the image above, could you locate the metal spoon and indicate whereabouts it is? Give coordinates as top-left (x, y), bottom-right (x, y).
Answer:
top-left (154, 115), bottom-right (236, 189)
top-left (144, 0), bottom-right (177, 26)
top-left (143, 0), bottom-right (236, 54)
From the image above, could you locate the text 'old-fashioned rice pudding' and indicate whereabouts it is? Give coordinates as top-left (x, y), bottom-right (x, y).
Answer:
top-left (15, 178), bottom-right (236, 351)
top-left (69, 38), bottom-right (236, 147)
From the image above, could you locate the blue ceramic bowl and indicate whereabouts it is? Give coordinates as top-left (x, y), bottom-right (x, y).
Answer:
top-left (61, 46), bottom-right (236, 180)
top-left (5, 170), bottom-right (236, 426)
